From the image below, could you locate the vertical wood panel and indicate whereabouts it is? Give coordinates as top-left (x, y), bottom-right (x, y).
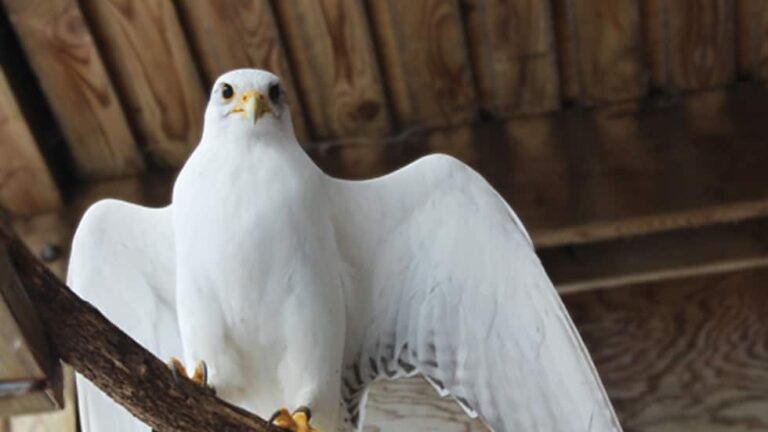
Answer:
top-left (1, 0), bottom-right (143, 178)
top-left (0, 69), bottom-right (60, 216)
top-left (462, 0), bottom-right (560, 116)
top-left (273, 0), bottom-right (392, 141)
top-left (368, 0), bottom-right (477, 128)
top-left (641, 0), bottom-right (668, 89)
top-left (80, 0), bottom-right (205, 168)
top-left (176, 0), bottom-right (309, 144)
top-left (668, 0), bottom-right (735, 89)
top-left (553, 0), bottom-right (646, 104)
top-left (736, 0), bottom-right (754, 78)
top-left (644, 0), bottom-right (735, 91)
top-left (736, 0), bottom-right (768, 81)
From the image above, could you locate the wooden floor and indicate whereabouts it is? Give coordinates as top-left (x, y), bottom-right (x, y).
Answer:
top-left (568, 268), bottom-right (768, 432)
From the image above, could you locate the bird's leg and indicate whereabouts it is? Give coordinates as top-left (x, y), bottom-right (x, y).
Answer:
top-left (167, 357), bottom-right (213, 392)
top-left (268, 406), bottom-right (318, 432)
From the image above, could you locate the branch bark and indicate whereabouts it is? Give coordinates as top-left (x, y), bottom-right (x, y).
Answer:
top-left (0, 216), bottom-right (273, 431)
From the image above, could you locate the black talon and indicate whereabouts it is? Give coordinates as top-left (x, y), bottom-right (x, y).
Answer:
top-left (167, 360), bottom-right (182, 384)
top-left (267, 410), bottom-right (291, 432)
top-left (197, 361), bottom-right (217, 395)
top-left (199, 360), bottom-right (208, 386)
top-left (295, 406), bottom-right (312, 421)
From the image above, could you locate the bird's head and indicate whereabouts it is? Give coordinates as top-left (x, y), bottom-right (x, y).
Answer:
top-left (203, 69), bottom-right (295, 144)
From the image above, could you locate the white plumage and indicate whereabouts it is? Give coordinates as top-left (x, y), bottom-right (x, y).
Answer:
top-left (69, 69), bottom-right (622, 432)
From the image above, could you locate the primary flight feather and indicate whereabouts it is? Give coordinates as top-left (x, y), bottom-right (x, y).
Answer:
top-left (69, 69), bottom-right (622, 432)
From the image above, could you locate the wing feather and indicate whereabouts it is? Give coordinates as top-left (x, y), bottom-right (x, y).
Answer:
top-left (68, 200), bottom-right (180, 432)
top-left (330, 155), bottom-right (621, 431)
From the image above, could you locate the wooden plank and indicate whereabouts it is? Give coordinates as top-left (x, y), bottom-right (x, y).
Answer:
top-left (566, 267), bottom-right (768, 431)
top-left (0, 245), bottom-right (62, 416)
top-left (272, 0), bottom-right (391, 141)
top-left (310, 84), bottom-right (768, 247)
top-left (367, 0), bottom-right (477, 128)
top-left (736, 0), bottom-right (768, 81)
top-left (175, 0), bottom-right (309, 144)
top-left (0, 249), bottom-right (47, 383)
top-left (641, 0), bottom-right (668, 89)
top-left (0, 68), bottom-right (60, 216)
top-left (736, 0), bottom-right (754, 78)
top-left (1, 0), bottom-right (144, 178)
top-left (552, 0), bottom-right (646, 104)
top-left (645, 0), bottom-right (735, 91)
top-left (79, 0), bottom-right (205, 168)
top-left (8, 366), bottom-right (75, 432)
top-left (541, 218), bottom-right (768, 293)
top-left (462, 0), bottom-right (560, 116)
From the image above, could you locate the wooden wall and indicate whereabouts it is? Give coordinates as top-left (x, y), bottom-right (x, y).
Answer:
top-left (0, 0), bottom-right (766, 218)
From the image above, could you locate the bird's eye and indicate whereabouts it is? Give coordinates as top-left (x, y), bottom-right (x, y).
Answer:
top-left (221, 83), bottom-right (234, 100)
top-left (268, 82), bottom-right (281, 104)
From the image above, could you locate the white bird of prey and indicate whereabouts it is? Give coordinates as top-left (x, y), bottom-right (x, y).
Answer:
top-left (69, 69), bottom-right (622, 432)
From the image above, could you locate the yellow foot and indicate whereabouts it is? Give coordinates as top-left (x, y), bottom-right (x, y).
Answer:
top-left (167, 357), bottom-right (212, 390)
top-left (268, 406), bottom-right (318, 432)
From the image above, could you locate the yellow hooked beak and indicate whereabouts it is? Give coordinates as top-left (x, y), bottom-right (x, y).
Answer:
top-left (229, 90), bottom-right (272, 121)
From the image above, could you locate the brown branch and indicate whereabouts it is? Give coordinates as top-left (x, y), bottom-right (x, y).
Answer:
top-left (0, 217), bottom-right (273, 431)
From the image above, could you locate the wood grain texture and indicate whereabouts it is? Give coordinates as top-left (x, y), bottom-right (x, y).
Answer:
top-left (79, 0), bottom-right (204, 168)
top-left (736, 0), bottom-right (768, 81)
top-left (566, 268), bottom-right (768, 431)
top-left (310, 84), bottom-right (768, 247)
top-left (1, 0), bottom-right (144, 178)
top-left (553, 0), bottom-right (646, 104)
top-left (0, 69), bottom-right (60, 216)
top-left (175, 0), bottom-right (309, 144)
top-left (273, 0), bottom-right (391, 141)
top-left (644, 0), bottom-right (735, 91)
top-left (641, 0), bottom-right (668, 89)
top-left (736, 0), bottom-right (754, 78)
top-left (367, 0), bottom-right (477, 128)
top-left (461, 0), bottom-right (560, 115)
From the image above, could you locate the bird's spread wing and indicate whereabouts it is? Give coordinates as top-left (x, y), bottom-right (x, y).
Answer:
top-left (68, 200), bottom-right (180, 432)
top-left (330, 155), bottom-right (621, 431)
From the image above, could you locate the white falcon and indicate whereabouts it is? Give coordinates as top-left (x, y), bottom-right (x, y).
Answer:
top-left (69, 69), bottom-right (623, 432)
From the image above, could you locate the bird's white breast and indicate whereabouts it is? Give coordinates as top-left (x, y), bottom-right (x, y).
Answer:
top-left (170, 140), bottom-right (345, 423)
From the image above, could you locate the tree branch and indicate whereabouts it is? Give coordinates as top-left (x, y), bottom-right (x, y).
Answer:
top-left (0, 217), bottom-right (273, 431)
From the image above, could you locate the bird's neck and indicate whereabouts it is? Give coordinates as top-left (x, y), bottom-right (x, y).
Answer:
top-left (178, 128), bottom-right (320, 200)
